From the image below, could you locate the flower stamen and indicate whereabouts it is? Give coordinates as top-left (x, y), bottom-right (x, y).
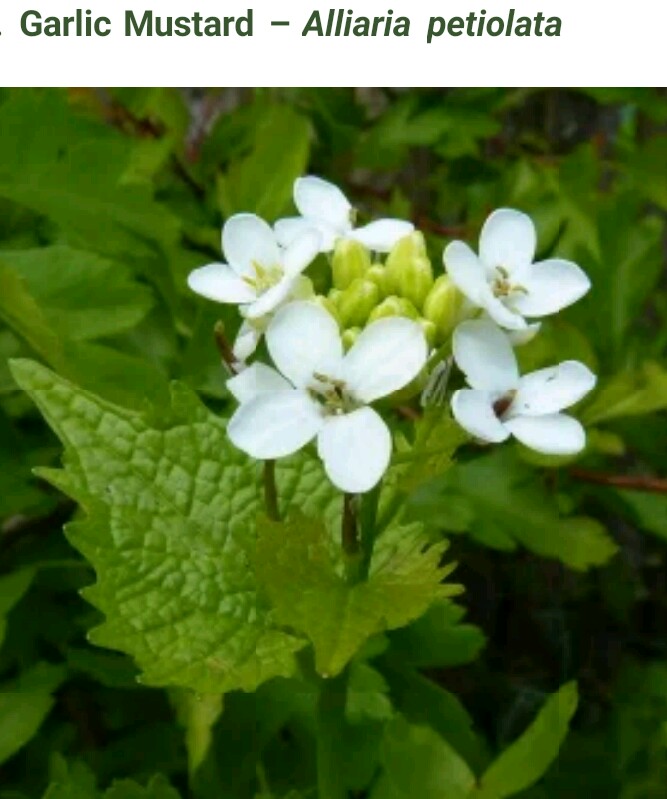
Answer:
top-left (493, 389), bottom-right (517, 419)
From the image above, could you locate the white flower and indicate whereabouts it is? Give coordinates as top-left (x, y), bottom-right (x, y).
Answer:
top-left (227, 301), bottom-right (428, 493)
top-left (187, 213), bottom-right (320, 322)
top-left (451, 320), bottom-right (596, 455)
top-left (275, 176), bottom-right (414, 254)
top-left (444, 209), bottom-right (591, 331)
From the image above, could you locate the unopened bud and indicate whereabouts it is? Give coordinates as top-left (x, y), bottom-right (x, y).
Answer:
top-left (332, 239), bottom-right (371, 290)
top-left (335, 278), bottom-right (381, 327)
top-left (312, 294), bottom-right (342, 326)
top-left (342, 327), bottom-right (361, 351)
top-left (418, 318), bottom-right (437, 348)
top-left (291, 275), bottom-right (315, 301)
top-left (423, 275), bottom-right (466, 342)
top-left (384, 231), bottom-right (434, 310)
top-left (365, 264), bottom-right (390, 297)
top-left (368, 295), bottom-right (419, 323)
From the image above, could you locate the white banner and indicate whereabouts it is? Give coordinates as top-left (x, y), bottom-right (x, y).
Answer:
top-left (0, 1), bottom-right (663, 86)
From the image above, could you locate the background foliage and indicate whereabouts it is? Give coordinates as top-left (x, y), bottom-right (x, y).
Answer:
top-left (0, 87), bottom-right (666, 798)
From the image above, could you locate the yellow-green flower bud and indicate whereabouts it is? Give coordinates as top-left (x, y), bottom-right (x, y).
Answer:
top-left (331, 239), bottom-right (371, 290)
top-left (342, 327), bottom-right (361, 351)
top-left (291, 275), bottom-right (315, 301)
top-left (336, 278), bottom-right (381, 327)
top-left (312, 294), bottom-right (342, 326)
top-left (423, 275), bottom-right (466, 341)
top-left (384, 232), bottom-right (434, 309)
top-left (418, 318), bottom-right (437, 348)
top-left (365, 264), bottom-right (390, 297)
top-left (368, 295), bottom-right (419, 323)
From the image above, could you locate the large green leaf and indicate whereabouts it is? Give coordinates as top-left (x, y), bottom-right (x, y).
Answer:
top-left (475, 682), bottom-right (578, 798)
top-left (217, 105), bottom-right (311, 221)
top-left (10, 358), bottom-right (304, 694)
top-left (0, 91), bottom-right (180, 263)
top-left (371, 715), bottom-right (476, 799)
top-left (0, 260), bottom-right (168, 408)
top-left (256, 514), bottom-right (460, 676)
top-left (0, 246), bottom-right (153, 341)
top-left (413, 449), bottom-right (617, 570)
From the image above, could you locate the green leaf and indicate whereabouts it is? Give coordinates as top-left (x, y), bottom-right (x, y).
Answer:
top-left (0, 663), bottom-right (66, 765)
top-left (346, 662), bottom-right (394, 725)
top-left (388, 602), bottom-right (485, 668)
top-left (390, 409), bottom-right (469, 496)
top-left (415, 449), bottom-right (617, 570)
top-left (0, 91), bottom-right (180, 264)
top-left (371, 716), bottom-right (476, 799)
top-left (256, 514), bottom-right (460, 676)
top-left (42, 758), bottom-right (182, 799)
top-left (104, 776), bottom-right (181, 799)
top-left (10, 358), bottom-right (303, 694)
top-left (0, 246), bottom-right (153, 341)
top-left (0, 569), bottom-right (34, 647)
top-left (43, 757), bottom-right (99, 799)
top-left (0, 262), bottom-right (66, 371)
top-left (475, 682), bottom-right (578, 798)
top-left (381, 662), bottom-right (486, 772)
top-left (617, 491), bottom-right (667, 542)
top-left (0, 260), bottom-right (168, 408)
top-left (217, 105), bottom-right (311, 221)
top-left (582, 362), bottom-right (667, 425)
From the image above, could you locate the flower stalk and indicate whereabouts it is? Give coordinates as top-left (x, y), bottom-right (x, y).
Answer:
top-left (263, 460), bottom-right (280, 521)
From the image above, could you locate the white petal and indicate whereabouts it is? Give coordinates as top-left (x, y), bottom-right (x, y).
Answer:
top-left (222, 214), bottom-right (280, 273)
top-left (227, 363), bottom-right (290, 403)
top-left (227, 390), bottom-right (323, 459)
top-left (267, 301), bottom-right (343, 388)
top-left (481, 290), bottom-right (528, 331)
top-left (282, 229), bottom-right (322, 277)
top-left (443, 241), bottom-right (489, 305)
top-left (274, 217), bottom-right (318, 248)
top-left (479, 209), bottom-right (536, 273)
top-left (349, 219), bottom-right (414, 253)
top-left (343, 317), bottom-right (428, 403)
top-left (294, 176), bottom-right (352, 234)
top-left (504, 413), bottom-right (586, 455)
top-left (232, 321), bottom-right (261, 362)
top-left (511, 259), bottom-right (591, 317)
top-left (187, 263), bottom-right (256, 304)
top-left (506, 322), bottom-right (541, 347)
top-left (317, 407), bottom-right (391, 493)
top-left (511, 361), bottom-right (597, 416)
top-left (453, 320), bottom-right (519, 392)
top-left (451, 390), bottom-right (510, 443)
top-left (244, 277), bottom-right (293, 320)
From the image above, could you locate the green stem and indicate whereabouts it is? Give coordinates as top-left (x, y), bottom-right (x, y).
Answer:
top-left (341, 493), bottom-right (362, 583)
top-left (317, 672), bottom-right (348, 799)
top-left (426, 338), bottom-right (452, 370)
top-left (263, 460), bottom-right (280, 521)
top-left (359, 483), bottom-right (381, 580)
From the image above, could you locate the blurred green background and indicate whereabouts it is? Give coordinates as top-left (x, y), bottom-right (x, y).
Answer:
top-left (0, 88), bottom-right (666, 798)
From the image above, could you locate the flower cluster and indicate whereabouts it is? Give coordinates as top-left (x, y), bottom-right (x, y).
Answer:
top-left (188, 176), bottom-right (596, 493)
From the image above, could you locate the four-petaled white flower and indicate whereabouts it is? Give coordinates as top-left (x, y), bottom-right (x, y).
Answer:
top-left (187, 214), bottom-right (321, 358)
top-left (444, 209), bottom-right (591, 331)
top-left (451, 320), bottom-right (596, 455)
top-left (227, 301), bottom-right (428, 493)
top-left (275, 176), bottom-right (414, 254)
